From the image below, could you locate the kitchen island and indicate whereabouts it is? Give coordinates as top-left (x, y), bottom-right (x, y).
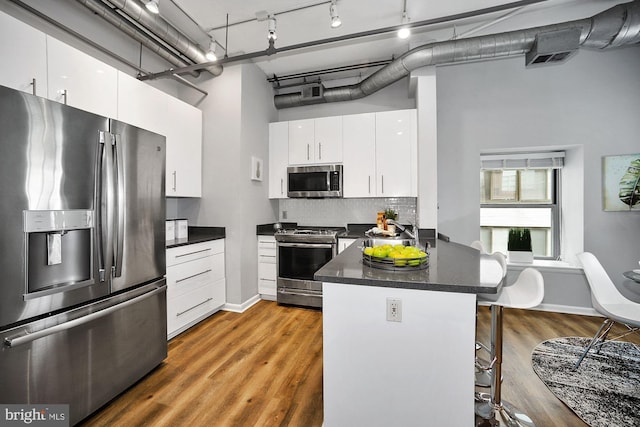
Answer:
top-left (315, 237), bottom-right (503, 427)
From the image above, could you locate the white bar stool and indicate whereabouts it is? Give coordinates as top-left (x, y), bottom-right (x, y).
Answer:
top-left (475, 267), bottom-right (544, 427)
top-left (475, 251), bottom-right (507, 388)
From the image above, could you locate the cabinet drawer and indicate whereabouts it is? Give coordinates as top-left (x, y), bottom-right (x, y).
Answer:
top-left (258, 238), bottom-right (276, 250)
top-left (167, 256), bottom-right (213, 299)
top-left (167, 240), bottom-right (223, 266)
top-left (258, 262), bottom-right (276, 281)
top-left (258, 278), bottom-right (276, 295)
top-left (258, 252), bottom-right (276, 264)
top-left (167, 283), bottom-right (215, 334)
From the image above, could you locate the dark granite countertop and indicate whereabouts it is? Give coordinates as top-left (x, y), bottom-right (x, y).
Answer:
top-left (315, 237), bottom-right (501, 294)
top-left (339, 224), bottom-right (437, 243)
top-left (166, 226), bottom-right (225, 248)
top-left (256, 222), bottom-right (298, 235)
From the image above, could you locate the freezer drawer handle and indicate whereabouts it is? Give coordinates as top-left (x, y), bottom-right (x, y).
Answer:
top-left (176, 269), bottom-right (211, 283)
top-left (4, 286), bottom-right (165, 348)
top-left (177, 298), bottom-right (213, 317)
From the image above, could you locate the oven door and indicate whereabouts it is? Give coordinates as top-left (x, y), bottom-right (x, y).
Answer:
top-left (277, 242), bottom-right (335, 307)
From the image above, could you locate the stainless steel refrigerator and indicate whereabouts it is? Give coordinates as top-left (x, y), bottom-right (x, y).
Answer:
top-left (0, 85), bottom-right (167, 425)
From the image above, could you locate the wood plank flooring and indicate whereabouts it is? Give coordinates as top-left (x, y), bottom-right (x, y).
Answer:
top-left (80, 300), bottom-right (640, 427)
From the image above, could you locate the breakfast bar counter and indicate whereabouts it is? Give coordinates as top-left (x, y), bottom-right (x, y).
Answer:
top-left (315, 237), bottom-right (503, 427)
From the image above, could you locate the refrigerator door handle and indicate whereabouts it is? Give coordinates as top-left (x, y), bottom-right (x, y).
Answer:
top-left (4, 285), bottom-right (165, 348)
top-left (99, 132), bottom-right (115, 282)
top-left (113, 134), bottom-right (125, 278)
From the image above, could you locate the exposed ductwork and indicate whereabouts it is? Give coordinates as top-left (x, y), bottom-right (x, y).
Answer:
top-left (274, 0), bottom-right (640, 109)
top-left (75, 0), bottom-right (222, 77)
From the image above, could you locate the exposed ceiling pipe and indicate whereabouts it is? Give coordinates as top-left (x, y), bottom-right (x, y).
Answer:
top-left (274, 0), bottom-right (640, 109)
top-left (75, 0), bottom-right (222, 77)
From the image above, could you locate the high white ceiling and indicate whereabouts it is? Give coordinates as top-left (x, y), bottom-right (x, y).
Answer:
top-left (157, 0), bottom-right (619, 80)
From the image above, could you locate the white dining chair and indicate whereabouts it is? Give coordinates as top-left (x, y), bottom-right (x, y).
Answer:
top-left (574, 252), bottom-right (640, 368)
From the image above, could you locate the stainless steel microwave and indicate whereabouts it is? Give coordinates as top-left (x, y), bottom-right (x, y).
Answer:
top-left (287, 165), bottom-right (343, 198)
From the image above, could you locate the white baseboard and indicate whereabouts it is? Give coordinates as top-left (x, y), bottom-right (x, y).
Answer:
top-left (223, 294), bottom-right (261, 313)
top-left (478, 300), bottom-right (601, 317)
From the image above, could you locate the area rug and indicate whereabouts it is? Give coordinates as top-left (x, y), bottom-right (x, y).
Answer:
top-left (531, 336), bottom-right (640, 427)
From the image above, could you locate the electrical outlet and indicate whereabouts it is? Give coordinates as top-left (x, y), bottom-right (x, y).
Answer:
top-left (282, 210), bottom-right (287, 219)
top-left (386, 298), bottom-right (402, 322)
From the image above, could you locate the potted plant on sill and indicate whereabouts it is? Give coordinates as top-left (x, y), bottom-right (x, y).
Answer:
top-left (507, 228), bottom-right (533, 263)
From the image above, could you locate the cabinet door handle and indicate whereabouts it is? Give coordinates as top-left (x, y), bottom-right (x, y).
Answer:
top-left (307, 144), bottom-right (310, 161)
top-left (172, 171), bottom-right (177, 191)
top-left (381, 175), bottom-right (384, 194)
top-left (59, 89), bottom-right (68, 105)
top-left (368, 176), bottom-right (371, 194)
top-left (176, 269), bottom-right (212, 283)
top-left (177, 298), bottom-right (213, 317)
top-left (30, 78), bottom-right (36, 96)
top-left (318, 142), bottom-right (322, 160)
top-left (281, 178), bottom-right (283, 195)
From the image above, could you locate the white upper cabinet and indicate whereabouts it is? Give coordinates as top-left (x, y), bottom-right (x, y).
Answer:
top-left (342, 110), bottom-right (417, 198)
top-left (375, 110), bottom-right (417, 197)
top-left (343, 113), bottom-right (377, 197)
top-left (116, 71), bottom-right (166, 135)
top-left (269, 122), bottom-right (289, 198)
top-left (164, 95), bottom-right (202, 197)
top-left (314, 116), bottom-right (343, 163)
top-left (0, 11), bottom-right (47, 97)
top-left (47, 37), bottom-right (118, 118)
top-left (288, 119), bottom-right (314, 164)
top-left (118, 72), bottom-right (202, 197)
top-left (288, 116), bottom-right (342, 165)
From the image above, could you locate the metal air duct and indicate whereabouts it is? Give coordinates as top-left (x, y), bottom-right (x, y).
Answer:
top-left (76, 0), bottom-right (222, 77)
top-left (274, 0), bottom-right (640, 109)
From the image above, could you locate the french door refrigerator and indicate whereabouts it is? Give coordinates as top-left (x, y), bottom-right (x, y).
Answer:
top-left (0, 85), bottom-right (167, 425)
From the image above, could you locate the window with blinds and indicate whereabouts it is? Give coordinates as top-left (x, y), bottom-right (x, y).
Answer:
top-left (479, 152), bottom-right (563, 259)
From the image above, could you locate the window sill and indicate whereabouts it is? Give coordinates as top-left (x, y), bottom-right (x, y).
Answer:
top-left (507, 259), bottom-right (582, 274)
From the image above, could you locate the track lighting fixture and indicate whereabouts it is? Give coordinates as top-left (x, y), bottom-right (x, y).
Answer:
top-left (267, 15), bottom-right (277, 40)
top-left (145, 0), bottom-right (159, 15)
top-left (397, 12), bottom-right (410, 39)
top-left (205, 40), bottom-right (217, 61)
top-left (330, 0), bottom-right (341, 28)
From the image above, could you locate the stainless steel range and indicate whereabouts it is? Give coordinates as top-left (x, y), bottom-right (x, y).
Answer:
top-left (275, 228), bottom-right (339, 308)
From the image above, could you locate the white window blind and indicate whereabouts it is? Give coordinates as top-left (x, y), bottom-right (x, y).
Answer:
top-left (481, 152), bottom-right (565, 170)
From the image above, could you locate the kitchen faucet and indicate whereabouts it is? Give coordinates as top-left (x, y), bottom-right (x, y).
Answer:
top-left (387, 219), bottom-right (419, 247)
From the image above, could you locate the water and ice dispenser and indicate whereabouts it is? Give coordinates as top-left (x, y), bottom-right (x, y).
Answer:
top-left (23, 210), bottom-right (94, 299)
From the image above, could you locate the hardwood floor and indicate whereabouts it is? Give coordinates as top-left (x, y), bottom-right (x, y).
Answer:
top-left (80, 300), bottom-right (640, 427)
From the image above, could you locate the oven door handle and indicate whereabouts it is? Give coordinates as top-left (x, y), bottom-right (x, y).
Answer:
top-left (277, 242), bottom-right (334, 249)
top-left (278, 288), bottom-right (323, 297)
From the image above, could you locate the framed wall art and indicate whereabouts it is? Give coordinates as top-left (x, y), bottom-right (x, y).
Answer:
top-left (602, 154), bottom-right (640, 211)
top-left (251, 156), bottom-right (263, 181)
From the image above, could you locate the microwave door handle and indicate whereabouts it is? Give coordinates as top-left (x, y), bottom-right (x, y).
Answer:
top-left (113, 134), bottom-right (125, 278)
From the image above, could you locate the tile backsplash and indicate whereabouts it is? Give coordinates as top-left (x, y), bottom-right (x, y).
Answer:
top-left (278, 197), bottom-right (417, 227)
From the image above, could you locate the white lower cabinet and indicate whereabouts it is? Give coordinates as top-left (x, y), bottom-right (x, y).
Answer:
top-left (166, 239), bottom-right (226, 339)
top-left (257, 236), bottom-right (277, 299)
top-left (338, 238), bottom-right (357, 253)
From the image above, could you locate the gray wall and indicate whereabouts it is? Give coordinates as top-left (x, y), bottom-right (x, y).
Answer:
top-left (177, 64), bottom-right (278, 307)
top-left (436, 46), bottom-right (640, 304)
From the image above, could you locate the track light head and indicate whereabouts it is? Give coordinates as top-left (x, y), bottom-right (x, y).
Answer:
top-left (267, 15), bottom-right (277, 40)
top-left (398, 12), bottom-right (410, 39)
top-left (145, 0), bottom-right (159, 15)
top-left (205, 40), bottom-right (217, 61)
top-left (330, 1), bottom-right (341, 28)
